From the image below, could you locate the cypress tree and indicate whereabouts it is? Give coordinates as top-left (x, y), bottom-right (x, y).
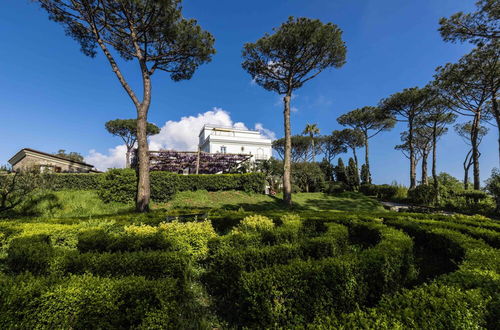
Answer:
top-left (360, 164), bottom-right (370, 185)
top-left (334, 158), bottom-right (348, 184)
top-left (347, 157), bottom-right (360, 190)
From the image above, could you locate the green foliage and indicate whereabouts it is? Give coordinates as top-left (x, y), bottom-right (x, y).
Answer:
top-left (292, 162), bottom-right (326, 192)
top-left (47, 173), bottom-right (103, 190)
top-left (242, 17), bottom-right (346, 95)
top-left (485, 168), bottom-right (500, 213)
top-left (6, 235), bottom-right (55, 275)
top-left (334, 157), bottom-right (348, 184)
top-left (98, 169), bottom-right (137, 204)
top-left (439, 0), bottom-right (499, 46)
top-left (98, 169), bottom-right (266, 203)
top-left (2, 193), bottom-right (500, 328)
top-left (157, 220), bottom-right (217, 260)
top-left (54, 149), bottom-right (84, 162)
top-left (105, 119), bottom-right (160, 145)
top-left (0, 274), bottom-right (202, 329)
top-left (360, 164), bottom-right (370, 185)
top-left (0, 172), bottom-right (50, 213)
top-left (272, 135), bottom-right (318, 162)
top-left (237, 256), bottom-right (362, 327)
top-left (234, 215), bottom-right (275, 233)
top-left (346, 157), bottom-right (360, 191)
top-left (408, 184), bottom-right (437, 205)
top-left (59, 250), bottom-right (191, 280)
top-left (359, 184), bottom-right (400, 201)
top-left (323, 284), bottom-right (488, 329)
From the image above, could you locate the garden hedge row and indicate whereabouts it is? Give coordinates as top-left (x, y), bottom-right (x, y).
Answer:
top-left (322, 217), bottom-right (500, 329)
top-left (36, 169), bottom-right (266, 203)
top-left (98, 169), bottom-right (266, 203)
top-left (205, 219), bottom-right (416, 328)
top-left (58, 250), bottom-right (191, 280)
top-left (0, 274), bottom-right (204, 329)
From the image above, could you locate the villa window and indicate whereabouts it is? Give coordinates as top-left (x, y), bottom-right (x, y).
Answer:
top-left (221, 146), bottom-right (227, 154)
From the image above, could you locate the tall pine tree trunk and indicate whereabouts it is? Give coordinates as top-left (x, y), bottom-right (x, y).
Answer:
top-left (432, 125), bottom-right (439, 202)
top-left (363, 131), bottom-right (371, 184)
top-left (464, 149), bottom-right (472, 190)
top-left (135, 67), bottom-right (152, 212)
top-left (492, 96), bottom-right (500, 166)
top-left (408, 119), bottom-right (417, 189)
top-left (125, 148), bottom-right (132, 169)
top-left (421, 151), bottom-right (429, 185)
top-left (352, 148), bottom-right (359, 170)
top-left (471, 112), bottom-right (481, 190)
top-left (283, 93), bottom-right (292, 206)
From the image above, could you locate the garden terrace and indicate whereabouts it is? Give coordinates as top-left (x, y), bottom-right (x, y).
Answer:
top-left (132, 150), bottom-right (252, 174)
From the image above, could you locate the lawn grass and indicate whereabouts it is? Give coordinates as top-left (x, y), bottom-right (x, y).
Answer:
top-left (159, 190), bottom-right (386, 213)
top-left (0, 189), bottom-right (385, 223)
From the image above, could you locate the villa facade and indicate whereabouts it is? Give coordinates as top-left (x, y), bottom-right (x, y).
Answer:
top-left (198, 124), bottom-right (272, 161)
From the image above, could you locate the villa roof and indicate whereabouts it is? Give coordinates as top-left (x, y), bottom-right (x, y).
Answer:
top-left (8, 148), bottom-right (94, 168)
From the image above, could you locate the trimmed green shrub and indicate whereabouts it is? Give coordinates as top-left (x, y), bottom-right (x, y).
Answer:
top-left (356, 223), bottom-right (417, 304)
top-left (77, 229), bottom-right (172, 253)
top-left (6, 235), bottom-right (55, 274)
top-left (59, 250), bottom-right (191, 280)
top-left (48, 173), bottom-right (103, 191)
top-left (97, 169), bottom-right (266, 203)
top-left (157, 220), bottom-right (217, 260)
top-left (98, 169), bottom-right (137, 203)
top-left (321, 284), bottom-right (488, 329)
top-left (236, 256), bottom-right (362, 327)
top-left (359, 184), bottom-right (400, 201)
top-left (0, 274), bottom-right (201, 329)
top-left (234, 214), bottom-right (275, 233)
top-left (408, 184), bottom-right (436, 205)
top-left (325, 181), bottom-right (346, 194)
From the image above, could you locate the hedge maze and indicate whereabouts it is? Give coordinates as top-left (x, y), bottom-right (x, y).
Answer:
top-left (0, 211), bottom-right (498, 328)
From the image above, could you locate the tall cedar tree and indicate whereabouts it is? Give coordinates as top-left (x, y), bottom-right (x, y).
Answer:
top-left (302, 123), bottom-right (320, 162)
top-left (435, 46), bottom-right (498, 189)
top-left (418, 98), bottom-right (457, 194)
top-left (105, 119), bottom-right (160, 168)
top-left (454, 122), bottom-right (489, 190)
top-left (36, 0), bottom-right (215, 212)
top-left (380, 87), bottom-right (433, 189)
top-left (439, 0), bottom-right (499, 46)
top-left (242, 17), bottom-right (346, 205)
top-left (347, 157), bottom-right (360, 191)
top-left (337, 106), bottom-right (395, 184)
top-left (332, 129), bottom-right (365, 168)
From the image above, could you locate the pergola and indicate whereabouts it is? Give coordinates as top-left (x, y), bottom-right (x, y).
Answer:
top-left (132, 150), bottom-right (252, 174)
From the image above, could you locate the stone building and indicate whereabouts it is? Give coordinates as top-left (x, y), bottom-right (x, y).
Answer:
top-left (8, 148), bottom-right (97, 173)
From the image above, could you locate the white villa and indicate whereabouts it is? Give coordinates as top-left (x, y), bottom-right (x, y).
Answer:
top-left (198, 124), bottom-right (272, 161)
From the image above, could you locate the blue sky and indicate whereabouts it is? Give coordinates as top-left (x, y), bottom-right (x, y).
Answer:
top-left (0, 0), bottom-right (496, 185)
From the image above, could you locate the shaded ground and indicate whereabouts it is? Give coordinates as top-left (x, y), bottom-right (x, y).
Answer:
top-left (160, 190), bottom-right (386, 213)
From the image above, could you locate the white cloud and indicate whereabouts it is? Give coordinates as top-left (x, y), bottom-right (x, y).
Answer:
top-left (86, 108), bottom-right (276, 171)
top-left (149, 108), bottom-right (240, 151)
top-left (85, 144), bottom-right (127, 171)
top-left (255, 123), bottom-right (277, 140)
